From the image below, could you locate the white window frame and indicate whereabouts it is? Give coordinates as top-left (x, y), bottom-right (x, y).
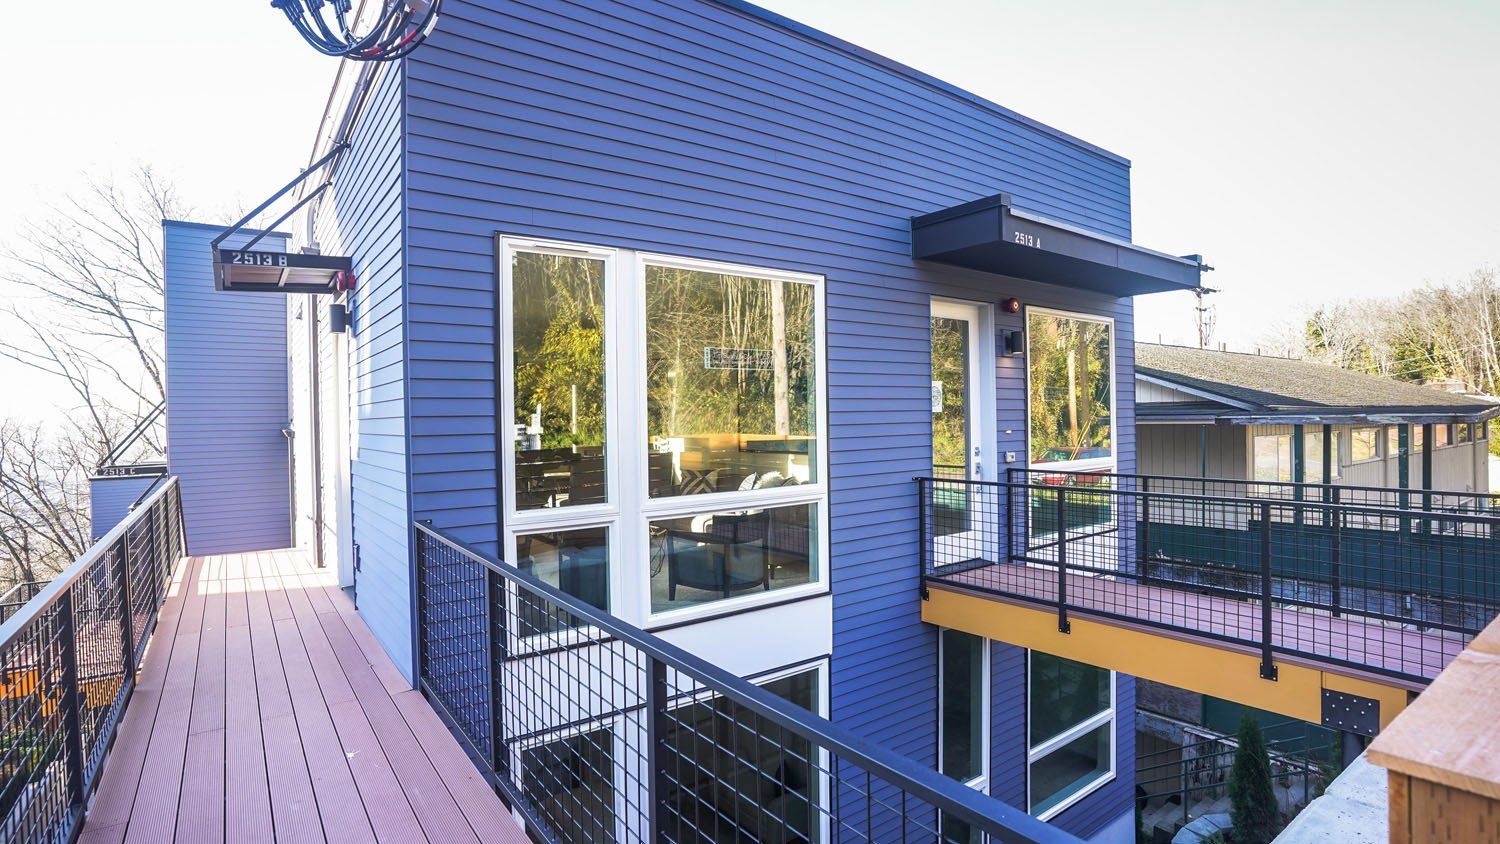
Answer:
top-left (937, 629), bottom-right (991, 793)
top-left (498, 237), bottom-right (830, 631)
top-left (1025, 651), bottom-right (1116, 821)
top-left (1024, 306), bottom-right (1118, 475)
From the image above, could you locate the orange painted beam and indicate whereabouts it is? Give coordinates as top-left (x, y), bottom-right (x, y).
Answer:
top-left (923, 584), bottom-right (1411, 730)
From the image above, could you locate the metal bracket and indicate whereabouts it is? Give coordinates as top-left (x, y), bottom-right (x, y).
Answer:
top-left (1321, 688), bottom-right (1380, 737)
top-left (1260, 661), bottom-right (1278, 681)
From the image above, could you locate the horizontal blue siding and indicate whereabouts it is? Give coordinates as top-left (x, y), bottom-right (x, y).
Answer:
top-left (163, 222), bottom-right (292, 556)
top-left (314, 61), bottom-right (414, 680)
top-left (401, 0), bottom-right (1139, 832)
top-left (89, 477), bottom-right (160, 541)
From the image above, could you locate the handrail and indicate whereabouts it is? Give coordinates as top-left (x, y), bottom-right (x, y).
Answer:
top-left (1010, 466), bottom-right (1500, 504)
top-left (0, 478), bottom-right (179, 651)
top-left (415, 521), bottom-right (1077, 844)
top-left (920, 475), bottom-right (1500, 527)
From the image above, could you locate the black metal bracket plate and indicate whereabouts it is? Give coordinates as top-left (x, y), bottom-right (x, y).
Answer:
top-left (1321, 688), bottom-right (1380, 737)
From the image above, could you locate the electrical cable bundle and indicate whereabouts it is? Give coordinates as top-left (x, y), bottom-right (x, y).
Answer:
top-left (271, 0), bottom-right (442, 61)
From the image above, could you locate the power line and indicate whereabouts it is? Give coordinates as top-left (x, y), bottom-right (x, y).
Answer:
top-left (272, 0), bottom-right (443, 61)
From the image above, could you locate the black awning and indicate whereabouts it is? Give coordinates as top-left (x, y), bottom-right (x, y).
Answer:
top-left (911, 193), bottom-right (1204, 296)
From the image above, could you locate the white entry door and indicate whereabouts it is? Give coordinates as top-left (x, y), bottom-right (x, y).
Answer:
top-left (930, 300), bottom-right (997, 566)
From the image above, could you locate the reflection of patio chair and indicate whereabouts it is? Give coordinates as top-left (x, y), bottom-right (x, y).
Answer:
top-left (664, 518), bottom-right (770, 600)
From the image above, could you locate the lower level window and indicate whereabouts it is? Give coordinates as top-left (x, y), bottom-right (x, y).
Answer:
top-left (520, 727), bottom-right (617, 843)
top-left (661, 668), bottom-right (820, 843)
top-left (1027, 651), bottom-right (1114, 818)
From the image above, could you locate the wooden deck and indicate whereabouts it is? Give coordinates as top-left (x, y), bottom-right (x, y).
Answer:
top-left (78, 549), bottom-right (528, 844)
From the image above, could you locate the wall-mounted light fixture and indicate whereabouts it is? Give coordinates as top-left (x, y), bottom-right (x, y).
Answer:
top-left (1001, 297), bottom-right (1021, 314)
top-left (1003, 328), bottom-right (1025, 356)
top-left (329, 303), bottom-right (350, 334)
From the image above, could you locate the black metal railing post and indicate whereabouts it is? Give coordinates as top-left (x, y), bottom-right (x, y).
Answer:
top-left (413, 521), bottom-right (429, 687)
top-left (58, 589), bottom-right (87, 809)
top-left (117, 534), bottom-right (136, 677)
top-left (645, 654), bottom-right (670, 840)
top-left (484, 567), bottom-right (502, 775)
top-left (1006, 481), bottom-right (1018, 564)
top-left (1259, 500), bottom-right (1278, 681)
top-left (917, 478), bottom-right (929, 577)
top-left (1330, 487), bottom-right (1342, 619)
top-left (1056, 487), bottom-right (1070, 634)
top-left (1140, 476), bottom-right (1152, 570)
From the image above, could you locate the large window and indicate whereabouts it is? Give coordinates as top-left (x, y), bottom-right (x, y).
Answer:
top-left (516, 527), bottom-right (610, 637)
top-left (501, 239), bottom-right (828, 627)
top-left (511, 250), bottom-right (609, 510)
top-left (645, 264), bottom-right (818, 497)
top-left (1027, 310), bottom-right (1113, 468)
top-left (1027, 652), bottom-right (1114, 819)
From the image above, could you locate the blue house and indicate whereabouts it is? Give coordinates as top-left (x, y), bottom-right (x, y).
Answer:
top-left (159, 1), bottom-right (1215, 841)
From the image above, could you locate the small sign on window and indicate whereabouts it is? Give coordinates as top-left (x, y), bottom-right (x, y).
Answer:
top-left (703, 347), bottom-right (774, 371)
top-left (931, 381), bottom-right (944, 413)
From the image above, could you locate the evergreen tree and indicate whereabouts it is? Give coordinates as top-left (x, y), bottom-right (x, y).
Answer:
top-left (1228, 713), bottom-right (1279, 843)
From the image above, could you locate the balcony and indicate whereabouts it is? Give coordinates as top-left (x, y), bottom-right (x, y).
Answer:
top-left (918, 471), bottom-right (1500, 733)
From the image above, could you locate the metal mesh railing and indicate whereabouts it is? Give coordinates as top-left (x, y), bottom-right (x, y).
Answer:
top-left (1136, 720), bottom-right (1330, 829)
top-left (918, 473), bottom-right (1500, 684)
top-left (415, 522), bottom-right (1076, 844)
top-left (0, 478), bottom-right (183, 844)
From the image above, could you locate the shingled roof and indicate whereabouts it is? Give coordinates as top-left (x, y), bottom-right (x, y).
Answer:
top-left (1136, 344), bottom-right (1500, 424)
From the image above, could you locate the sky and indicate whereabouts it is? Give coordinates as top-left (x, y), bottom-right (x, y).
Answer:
top-left (2, 0), bottom-right (1497, 421)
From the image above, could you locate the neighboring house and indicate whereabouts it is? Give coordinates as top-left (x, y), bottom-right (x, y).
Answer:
top-left (149, 2), bottom-right (1215, 841)
top-left (1136, 343), bottom-right (1498, 498)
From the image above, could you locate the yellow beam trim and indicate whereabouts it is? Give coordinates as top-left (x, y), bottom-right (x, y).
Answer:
top-left (923, 587), bottom-right (1410, 729)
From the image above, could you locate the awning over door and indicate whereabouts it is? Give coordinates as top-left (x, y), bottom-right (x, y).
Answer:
top-left (911, 193), bottom-right (1205, 296)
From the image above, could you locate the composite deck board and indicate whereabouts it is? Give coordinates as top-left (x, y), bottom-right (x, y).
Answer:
top-left (79, 548), bottom-right (527, 844)
top-left (935, 561), bottom-right (1469, 680)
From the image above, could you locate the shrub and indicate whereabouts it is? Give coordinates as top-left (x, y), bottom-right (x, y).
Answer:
top-left (1228, 713), bottom-right (1279, 843)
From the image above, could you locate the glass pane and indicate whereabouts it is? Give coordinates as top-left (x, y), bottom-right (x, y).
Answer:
top-left (1302, 430), bottom-right (1340, 481)
top-left (512, 251), bottom-right (608, 511)
top-left (645, 265), bottom-right (818, 498)
top-left (1028, 652), bottom-right (1110, 748)
top-left (940, 811), bottom-right (981, 844)
top-left (1353, 428), bottom-right (1379, 462)
top-left (1252, 434), bottom-right (1292, 483)
top-left (1028, 723), bottom-right (1111, 816)
top-left (931, 316), bottom-right (970, 480)
top-left (661, 670), bottom-right (819, 843)
top-left (521, 727), bottom-right (617, 843)
top-left (940, 629), bottom-right (984, 782)
top-left (1028, 313), bottom-right (1112, 465)
top-left (516, 528), bottom-right (609, 637)
top-left (649, 504), bottom-right (817, 613)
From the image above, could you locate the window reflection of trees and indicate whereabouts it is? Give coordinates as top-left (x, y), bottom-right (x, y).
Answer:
top-left (1028, 314), bottom-right (1112, 464)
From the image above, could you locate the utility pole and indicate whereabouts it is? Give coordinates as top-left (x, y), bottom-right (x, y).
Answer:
top-left (1195, 286), bottom-right (1220, 349)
